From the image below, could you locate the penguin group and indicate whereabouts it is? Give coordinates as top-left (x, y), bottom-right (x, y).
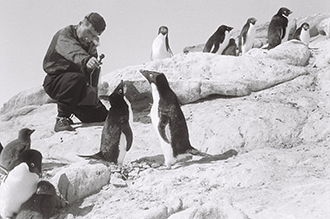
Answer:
top-left (150, 6), bottom-right (311, 59)
top-left (0, 6), bottom-right (316, 218)
top-left (0, 129), bottom-right (59, 218)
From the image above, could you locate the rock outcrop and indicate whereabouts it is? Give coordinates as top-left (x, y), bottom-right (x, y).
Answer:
top-left (0, 13), bottom-right (330, 219)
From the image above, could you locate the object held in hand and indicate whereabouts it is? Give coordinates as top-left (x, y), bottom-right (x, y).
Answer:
top-left (78, 54), bottom-right (105, 106)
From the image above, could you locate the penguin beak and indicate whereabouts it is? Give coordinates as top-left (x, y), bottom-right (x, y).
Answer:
top-left (31, 165), bottom-right (42, 177)
top-left (140, 69), bottom-right (151, 83)
top-left (30, 129), bottom-right (35, 134)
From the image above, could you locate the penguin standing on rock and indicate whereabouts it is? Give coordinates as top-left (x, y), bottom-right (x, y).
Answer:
top-left (238, 17), bottom-right (257, 55)
top-left (222, 38), bottom-right (238, 56)
top-left (293, 22), bottom-right (310, 46)
top-left (78, 81), bottom-right (133, 167)
top-left (140, 70), bottom-right (208, 169)
top-left (16, 180), bottom-right (58, 219)
top-left (0, 128), bottom-right (35, 171)
top-left (203, 25), bottom-right (233, 54)
top-left (0, 149), bottom-right (42, 218)
top-left (151, 26), bottom-right (173, 60)
top-left (266, 7), bottom-right (292, 49)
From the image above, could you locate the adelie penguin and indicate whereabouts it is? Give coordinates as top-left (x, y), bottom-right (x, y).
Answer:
top-left (16, 180), bottom-right (58, 219)
top-left (222, 38), bottom-right (238, 56)
top-left (0, 149), bottom-right (42, 218)
top-left (140, 69), bottom-right (208, 169)
top-left (78, 81), bottom-right (133, 167)
top-left (151, 26), bottom-right (173, 60)
top-left (203, 25), bottom-right (233, 54)
top-left (293, 22), bottom-right (310, 46)
top-left (266, 7), bottom-right (292, 49)
top-left (238, 17), bottom-right (257, 55)
top-left (0, 128), bottom-right (35, 171)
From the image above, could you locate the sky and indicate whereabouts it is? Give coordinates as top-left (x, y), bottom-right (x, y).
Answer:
top-left (0, 0), bottom-right (329, 108)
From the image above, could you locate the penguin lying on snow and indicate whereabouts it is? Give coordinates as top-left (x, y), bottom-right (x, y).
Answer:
top-left (266, 7), bottom-right (292, 49)
top-left (203, 25), bottom-right (233, 54)
top-left (78, 81), bottom-right (133, 167)
top-left (151, 26), bottom-right (173, 61)
top-left (0, 149), bottom-right (42, 218)
top-left (16, 180), bottom-right (58, 219)
top-left (140, 69), bottom-right (209, 169)
top-left (238, 17), bottom-right (257, 55)
top-left (293, 22), bottom-right (310, 46)
top-left (0, 128), bottom-right (35, 171)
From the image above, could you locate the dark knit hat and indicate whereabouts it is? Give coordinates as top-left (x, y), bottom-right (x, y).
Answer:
top-left (85, 12), bottom-right (106, 35)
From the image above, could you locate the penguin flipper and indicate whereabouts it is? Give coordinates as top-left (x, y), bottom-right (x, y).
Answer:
top-left (158, 114), bottom-right (171, 144)
top-left (150, 51), bottom-right (154, 61)
top-left (240, 24), bottom-right (249, 45)
top-left (121, 123), bottom-right (133, 151)
top-left (0, 165), bottom-right (8, 175)
top-left (211, 43), bottom-right (220, 53)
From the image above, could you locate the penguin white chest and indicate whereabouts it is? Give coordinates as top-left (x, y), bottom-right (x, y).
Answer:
top-left (152, 34), bottom-right (171, 60)
top-left (0, 163), bottom-right (39, 218)
top-left (300, 29), bottom-right (310, 45)
top-left (150, 83), bottom-right (175, 168)
top-left (242, 24), bottom-right (256, 54)
top-left (150, 84), bottom-right (160, 131)
top-left (218, 31), bottom-right (231, 55)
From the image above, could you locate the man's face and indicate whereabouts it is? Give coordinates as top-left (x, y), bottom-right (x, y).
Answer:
top-left (77, 20), bottom-right (99, 44)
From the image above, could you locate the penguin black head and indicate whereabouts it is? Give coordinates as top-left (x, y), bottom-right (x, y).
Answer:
top-left (36, 180), bottom-right (57, 196)
top-left (247, 17), bottom-right (257, 25)
top-left (109, 80), bottom-right (126, 105)
top-left (140, 69), bottom-right (163, 84)
top-left (301, 22), bottom-right (310, 31)
top-left (18, 128), bottom-right (35, 141)
top-left (19, 149), bottom-right (42, 177)
top-left (140, 70), bottom-right (170, 90)
top-left (158, 26), bottom-right (169, 35)
top-left (217, 25), bottom-right (233, 33)
top-left (277, 7), bottom-right (292, 17)
top-left (228, 38), bottom-right (236, 45)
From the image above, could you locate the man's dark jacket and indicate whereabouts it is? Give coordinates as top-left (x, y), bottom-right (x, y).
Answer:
top-left (43, 25), bottom-right (97, 76)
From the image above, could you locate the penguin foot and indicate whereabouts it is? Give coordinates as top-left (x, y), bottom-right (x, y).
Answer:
top-left (158, 165), bottom-right (171, 170)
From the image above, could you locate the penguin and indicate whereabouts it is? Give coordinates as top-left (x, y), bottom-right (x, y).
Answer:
top-left (222, 38), bottom-right (238, 56)
top-left (0, 142), bottom-right (3, 154)
top-left (203, 25), bottom-right (233, 54)
top-left (0, 149), bottom-right (42, 218)
top-left (78, 81), bottom-right (133, 167)
top-left (140, 70), bottom-right (208, 169)
top-left (267, 7), bottom-right (292, 49)
top-left (0, 128), bottom-right (35, 171)
top-left (151, 26), bottom-right (173, 61)
top-left (293, 22), bottom-right (310, 46)
top-left (238, 17), bottom-right (257, 55)
top-left (16, 180), bottom-right (58, 219)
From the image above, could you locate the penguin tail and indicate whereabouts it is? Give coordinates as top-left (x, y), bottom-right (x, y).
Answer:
top-left (77, 151), bottom-right (103, 160)
top-left (186, 147), bottom-right (210, 157)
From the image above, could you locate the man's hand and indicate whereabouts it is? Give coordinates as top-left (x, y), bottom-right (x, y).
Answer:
top-left (86, 57), bottom-right (100, 69)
